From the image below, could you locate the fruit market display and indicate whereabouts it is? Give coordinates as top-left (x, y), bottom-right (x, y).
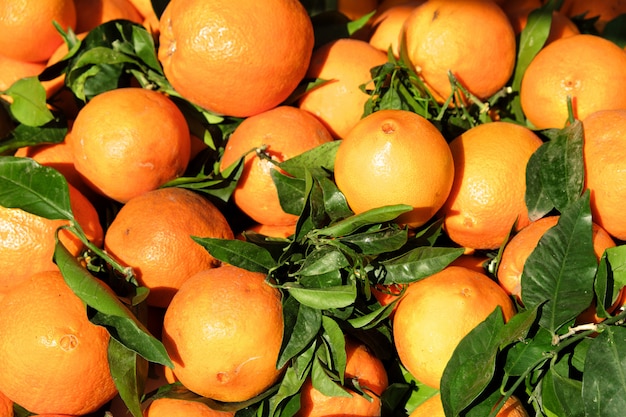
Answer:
top-left (2, 0), bottom-right (626, 416)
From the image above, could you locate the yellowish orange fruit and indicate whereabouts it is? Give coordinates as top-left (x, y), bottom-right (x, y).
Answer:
top-left (334, 109), bottom-right (454, 228)
top-left (143, 397), bottom-right (235, 417)
top-left (409, 393), bottom-right (528, 417)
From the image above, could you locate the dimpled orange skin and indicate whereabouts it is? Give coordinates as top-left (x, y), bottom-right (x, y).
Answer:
top-left (334, 109), bottom-right (454, 228)
top-left (520, 34), bottom-right (626, 130)
top-left (403, 0), bottom-right (517, 102)
top-left (70, 87), bottom-right (191, 203)
top-left (442, 121), bottom-right (543, 250)
top-left (158, 0), bottom-right (314, 118)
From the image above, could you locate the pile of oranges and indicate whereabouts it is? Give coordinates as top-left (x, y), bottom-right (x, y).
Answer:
top-left (1, 0), bottom-right (626, 416)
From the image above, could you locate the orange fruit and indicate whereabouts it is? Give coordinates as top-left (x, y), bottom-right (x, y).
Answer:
top-left (74, 0), bottom-right (143, 34)
top-left (0, 53), bottom-right (45, 93)
top-left (368, 1), bottom-right (424, 57)
top-left (506, 5), bottom-right (580, 45)
top-left (337, 0), bottom-right (379, 20)
top-left (0, 270), bottom-right (117, 415)
top-left (0, 182), bottom-right (103, 296)
top-left (582, 109), bottom-right (626, 241)
top-left (409, 393), bottom-right (528, 417)
top-left (162, 264), bottom-right (284, 402)
top-left (219, 105), bottom-right (334, 226)
top-left (143, 398), bottom-right (235, 417)
top-left (520, 34), bottom-right (626, 130)
top-left (298, 38), bottom-right (388, 139)
top-left (559, 0), bottom-right (626, 33)
top-left (157, 0), bottom-right (314, 118)
top-left (127, 0), bottom-right (159, 35)
top-left (104, 187), bottom-right (234, 308)
top-left (497, 215), bottom-right (615, 303)
top-left (402, 0), bottom-right (517, 102)
top-left (393, 265), bottom-right (516, 389)
top-left (441, 121), bottom-right (543, 250)
top-left (0, 0), bottom-right (76, 63)
top-left (334, 109), bottom-right (454, 228)
top-left (449, 253), bottom-right (490, 274)
top-left (296, 337), bottom-right (389, 417)
top-left (239, 223), bottom-right (297, 240)
top-left (0, 390), bottom-right (13, 417)
top-left (70, 87), bottom-right (191, 203)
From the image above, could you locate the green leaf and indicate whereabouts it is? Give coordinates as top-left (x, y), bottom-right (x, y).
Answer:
top-left (538, 122), bottom-right (585, 212)
top-left (520, 192), bottom-right (597, 334)
top-left (108, 338), bottom-right (147, 417)
top-left (0, 118), bottom-right (67, 155)
top-left (338, 226), bottom-right (408, 256)
top-left (272, 170), bottom-right (307, 216)
top-left (278, 140), bottom-right (339, 179)
top-left (0, 156), bottom-right (72, 220)
top-left (131, 24), bottom-right (162, 72)
top-left (191, 236), bottom-right (277, 273)
top-left (311, 347), bottom-right (350, 398)
top-left (541, 363), bottom-right (584, 417)
top-left (321, 316), bottom-right (347, 384)
top-left (525, 144), bottom-right (555, 221)
top-left (582, 326), bottom-right (626, 416)
top-left (504, 327), bottom-right (553, 377)
top-left (278, 297), bottom-right (322, 369)
top-left (282, 282), bottom-right (357, 310)
top-left (313, 204), bottom-right (413, 238)
top-left (4, 77), bottom-right (55, 126)
top-left (602, 14), bottom-right (626, 48)
top-left (55, 243), bottom-right (173, 367)
top-left (318, 175), bottom-right (353, 222)
top-left (497, 306), bottom-right (539, 349)
top-left (440, 307), bottom-right (506, 417)
top-left (380, 247), bottom-right (464, 284)
top-left (297, 246), bottom-right (350, 277)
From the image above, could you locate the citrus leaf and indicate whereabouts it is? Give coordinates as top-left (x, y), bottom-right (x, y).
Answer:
top-left (380, 246), bottom-right (464, 284)
top-left (321, 316), bottom-right (347, 384)
top-left (297, 246), bottom-right (350, 277)
top-left (525, 143), bottom-right (556, 221)
top-left (55, 242), bottom-right (173, 367)
top-left (192, 236), bottom-right (277, 273)
top-left (0, 156), bottom-right (72, 220)
top-left (338, 226), bottom-right (408, 255)
top-left (312, 204), bottom-right (413, 238)
top-left (0, 118), bottom-right (67, 154)
top-left (282, 282), bottom-right (357, 310)
top-left (278, 140), bottom-right (339, 179)
top-left (272, 170), bottom-right (307, 216)
top-left (582, 326), bottom-right (626, 416)
top-left (269, 343), bottom-right (316, 417)
top-left (541, 364), bottom-right (584, 417)
top-left (504, 327), bottom-right (553, 377)
top-left (278, 297), bottom-right (322, 369)
top-left (441, 307), bottom-right (505, 417)
top-left (108, 338), bottom-right (147, 417)
top-left (311, 348), bottom-right (350, 398)
top-left (318, 175), bottom-right (353, 222)
top-left (520, 192), bottom-right (596, 334)
top-left (131, 24), bottom-right (162, 72)
top-left (4, 77), bottom-right (55, 126)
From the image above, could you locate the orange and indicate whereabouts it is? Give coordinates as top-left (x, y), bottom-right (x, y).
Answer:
top-left (393, 265), bottom-right (516, 389)
top-left (334, 109), bottom-right (454, 228)
top-left (297, 38), bottom-right (388, 139)
top-left (559, 0), bottom-right (626, 33)
top-left (143, 398), bottom-right (235, 417)
top-left (157, 0), bottom-right (314, 118)
top-left (582, 109), bottom-right (626, 241)
top-left (162, 264), bottom-right (284, 402)
top-left (104, 187), bottom-right (234, 308)
top-left (0, 53), bottom-right (45, 93)
top-left (402, 0), bottom-right (517, 102)
top-left (409, 393), bottom-right (528, 417)
top-left (70, 87), bottom-right (191, 203)
top-left (441, 121), bottom-right (543, 250)
top-left (337, 0), bottom-right (379, 20)
top-left (0, 390), bottom-right (12, 417)
top-left (368, 1), bottom-right (424, 57)
top-left (449, 253), bottom-right (490, 274)
top-left (296, 337), bottom-right (389, 417)
top-left (127, 0), bottom-right (160, 35)
top-left (520, 34), bottom-right (626, 130)
top-left (506, 4), bottom-right (580, 45)
top-left (0, 0), bottom-right (76, 63)
top-left (219, 105), bottom-right (334, 226)
top-left (497, 216), bottom-right (616, 303)
top-left (0, 270), bottom-right (117, 415)
top-left (239, 223), bottom-right (297, 240)
top-left (0, 182), bottom-right (103, 296)
top-left (74, 0), bottom-right (143, 34)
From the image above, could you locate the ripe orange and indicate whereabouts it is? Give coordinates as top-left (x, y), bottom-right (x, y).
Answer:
top-left (520, 34), bottom-right (626, 130)
top-left (0, 53), bottom-right (45, 92)
top-left (297, 38), bottom-right (388, 139)
top-left (296, 337), bottom-right (389, 417)
top-left (582, 109), bottom-right (626, 241)
top-left (409, 393), bottom-right (528, 417)
top-left (239, 223), bottom-right (297, 239)
top-left (497, 216), bottom-right (615, 303)
top-left (334, 109), bottom-right (454, 228)
top-left (143, 398), bottom-right (235, 417)
top-left (505, 4), bottom-right (580, 45)
top-left (337, 0), bottom-right (379, 20)
top-left (368, 1), bottom-right (424, 57)
top-left (449, 253), bottom-right (490, 274)
top-left (441, 121), bottom-right (543, 250)
top-left (559, 0), bottom-right (626, 33)
top-left (104, 187), bottom-right (234, 308)
top-left (0, 390), bottom-right (12, 417)
top-left (393, 266), bottom-right (516, 389)
top-left (74, 0), bottom-right (143, 34)
top-left (0, 270), bottom-right (117, 415)
top-left (158, 0), bottom-right (314, 118)
top-left (70, 87), bottom-right (191, 203)
top-left (0, 182), bottom-right (103, 296)
top-left (402, 0), bottom-right (517, 102)
top-left (162, 264), bottom-right (284, 402)
top-left (0, 0), bottom-right (76, 63)
top-left (219, 106), bottom-right (334, 226)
